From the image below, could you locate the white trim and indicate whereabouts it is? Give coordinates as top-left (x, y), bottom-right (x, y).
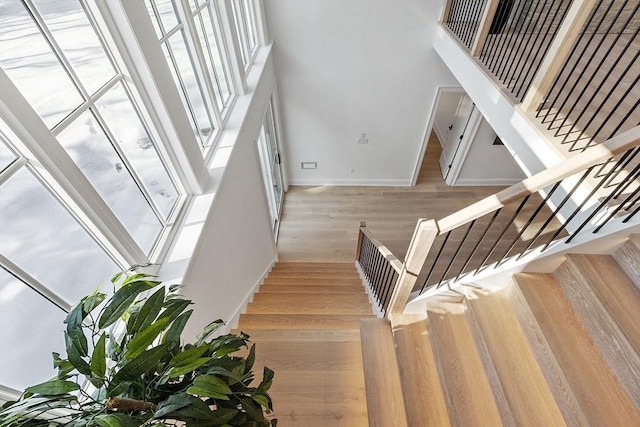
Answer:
top-left (411, 86), bottom-right (466, 186)
top-left (453, 177), bottom-right (526, 186)
top-left (288, 178), bottom-right (412, 187)
top-left (223, 259), bottom-right (276, 333)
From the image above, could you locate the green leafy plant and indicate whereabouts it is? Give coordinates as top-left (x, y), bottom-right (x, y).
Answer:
top-left (0, 271), bottom-right (276, 426)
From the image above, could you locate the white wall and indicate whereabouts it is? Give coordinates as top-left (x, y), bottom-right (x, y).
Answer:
top-left (455, 118), bottom-right (527, 185)
top-left (160, 50), bottom-right (278, 340)
top-left (264, 0), bottom-right (459, 186)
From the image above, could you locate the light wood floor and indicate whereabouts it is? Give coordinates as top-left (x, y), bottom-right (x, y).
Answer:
top-left (276, 133), bottom-right (503, 264)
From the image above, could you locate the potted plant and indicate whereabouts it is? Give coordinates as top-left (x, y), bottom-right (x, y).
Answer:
top-left (0, 271), bottom-right (276, 426)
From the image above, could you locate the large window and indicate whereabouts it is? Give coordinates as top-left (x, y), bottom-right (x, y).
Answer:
top-left (0, 0), bottom-right (263, 399)
top-left (0, 124), bottom-right (119, 392)
top-left (0, 0), bottom-right (181, 255)
top-left (146, 0), bottom-right (235, 152)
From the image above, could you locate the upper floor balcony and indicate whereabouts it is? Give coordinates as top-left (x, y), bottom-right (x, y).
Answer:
top-left (439, 0), bottom-right (638, 158)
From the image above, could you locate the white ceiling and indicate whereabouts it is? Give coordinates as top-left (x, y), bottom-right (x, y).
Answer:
top-left (263, 0), bottom-right (459, 185)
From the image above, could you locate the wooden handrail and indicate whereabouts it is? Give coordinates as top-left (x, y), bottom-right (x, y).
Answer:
top-left (437, 126), bottom-right (640, 233)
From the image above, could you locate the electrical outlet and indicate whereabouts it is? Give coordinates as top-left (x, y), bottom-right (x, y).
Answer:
top-left (301, 162), bottom-right (317, 170)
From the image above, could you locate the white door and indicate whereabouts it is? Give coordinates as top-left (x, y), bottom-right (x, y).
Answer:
top-left (439, 94), bottom-right (475, 181)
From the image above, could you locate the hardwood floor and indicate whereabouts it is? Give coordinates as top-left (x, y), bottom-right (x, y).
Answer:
top-left (276, 133), bottom-right (504, 263)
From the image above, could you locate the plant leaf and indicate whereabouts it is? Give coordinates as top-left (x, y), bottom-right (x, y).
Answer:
top-left (126, 317), bottom-right (170, 359)
top-left (244, 344), bottom-right (256, 375)
top-left (130, 286), bottom-right (165, 334)
top-left (111, 344), bottom-right (170, 386)
top-left (167, 357), bottom-right (210, 378)
top-left (94, 413), bottom-right (137, 427)
top-left (187, 374), bottom-right (232, 399)
top-left (52, 352), bottom-right (74, 379)
top-left (154, 393), bottom-right (193, 418)
top-left (258, 367), bottom-right (274, 392)
top-left (195, 319), bottom-right (225, 346)
top-left (65, 331), bottom-right (92, 376)
top-left (169, 345), bottom-right (209, 367)
top-left (64, 303), bottom-right (84, 334)
top-left (91, 333), bottom-right (107, 378)
top-left (157, 299), bottom-right (191, 324)
top-left (98, 281), bottom-right (156, 329)
top-left (25, 379), bottom-right (79, 396)
top-left (82, 292), bottom-right (106, 315)
top-left (162, 309), bottom-right (192, 346)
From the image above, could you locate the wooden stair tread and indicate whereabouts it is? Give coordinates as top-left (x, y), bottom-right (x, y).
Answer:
top-left (256, 284), bottom-right (366, 294)
top-left (612, 234), bottom-right (640, 288)
top-left (467, 289), bottom-right (566, 427)
top-left (505, 284), bottom-right (589, 426)
top-left (263, 276), bottom-right (362, 286)
top-left (270, 262), bottom-right (356, 271)
top-left (515, 273), bottom-right (640, 426)
top-left (554, 259), bottom-right (640, 410)
top-left (268, 402), bottom-right (368, 427)
top-left (251, 292), bottom-right (369, 304)
top-left (566, 254), bottom-right (640, 355)
top-left (246, 299), bottom-right (373, 315)
top-left (360, 318), bottom-right (408, 427)
top-left (391, 314), bottom-right (451, 427)
top-left (428, 305), bottom-right (504, 427)
top-left (238, 313), bottom-right (373, 329)
top-left (251, 340), bottom-right (365, 371)
top-left (235, 328), bottom-right (362, 342)
top-left (267, 271), bottom-right (361, 279)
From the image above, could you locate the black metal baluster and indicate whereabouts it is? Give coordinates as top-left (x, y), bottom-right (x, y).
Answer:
top-left (455, 209), bottom-right (502, 281)
top-left (568, 163), bottom-right (640, 242)
top-left (420, 231), bottom-right (450, 293)
top-left (594, 187), bottom-right (640, 233)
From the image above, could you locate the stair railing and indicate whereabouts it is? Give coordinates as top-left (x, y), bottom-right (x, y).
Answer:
top-left (443, 0), bottom-right (639, 150)
top-left (355, 222), bottom-right (403, 317)
top-left (359, 126), bottom-right (639, 317)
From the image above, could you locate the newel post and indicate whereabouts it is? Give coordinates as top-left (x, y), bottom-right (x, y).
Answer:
top-left (355, 221), bottom-right (367, 261)
top-left (471, 0), bottom-right (500, 56)
top-left (387, 219), bottom-right (439, 316)
top-left (521, 0), bottom-right (598, 111)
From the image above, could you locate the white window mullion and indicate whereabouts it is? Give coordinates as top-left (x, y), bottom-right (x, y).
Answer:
top-left (254, 0), bottom-right (269, 46)
top-left (178, 0), bottom-right (224, 141)
top-left (217, 0), bottom-right (248, 95)
top-left (0, 256), bottom-right (71, 312)
top-left (0, 70), bottom-right (148, 266)
top-left (93, 0), bottom-right (210, 195)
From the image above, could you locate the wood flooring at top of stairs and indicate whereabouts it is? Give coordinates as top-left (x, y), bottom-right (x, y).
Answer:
top-left (237, 261), bottom-right (374, 426)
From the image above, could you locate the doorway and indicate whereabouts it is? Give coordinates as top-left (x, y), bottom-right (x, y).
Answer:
top-left (257, 98), bottom-right (285, 239)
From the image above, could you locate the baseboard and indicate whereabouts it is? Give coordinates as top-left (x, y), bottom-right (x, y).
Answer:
top-left (223, 259), bottom-right (276, 333)
top-left (288, 178), bottom-right (412, 186)
top-left (453, 177), bottom-right (523, 186)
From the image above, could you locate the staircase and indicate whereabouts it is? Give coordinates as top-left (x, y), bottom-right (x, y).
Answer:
top-left (361, 235), bottom-right (640, 426)
top-left (237, 262), bottom-right (375, 426)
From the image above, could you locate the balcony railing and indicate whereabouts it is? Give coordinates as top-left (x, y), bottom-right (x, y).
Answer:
top-left (443, 0), bottom-right (639, 152)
